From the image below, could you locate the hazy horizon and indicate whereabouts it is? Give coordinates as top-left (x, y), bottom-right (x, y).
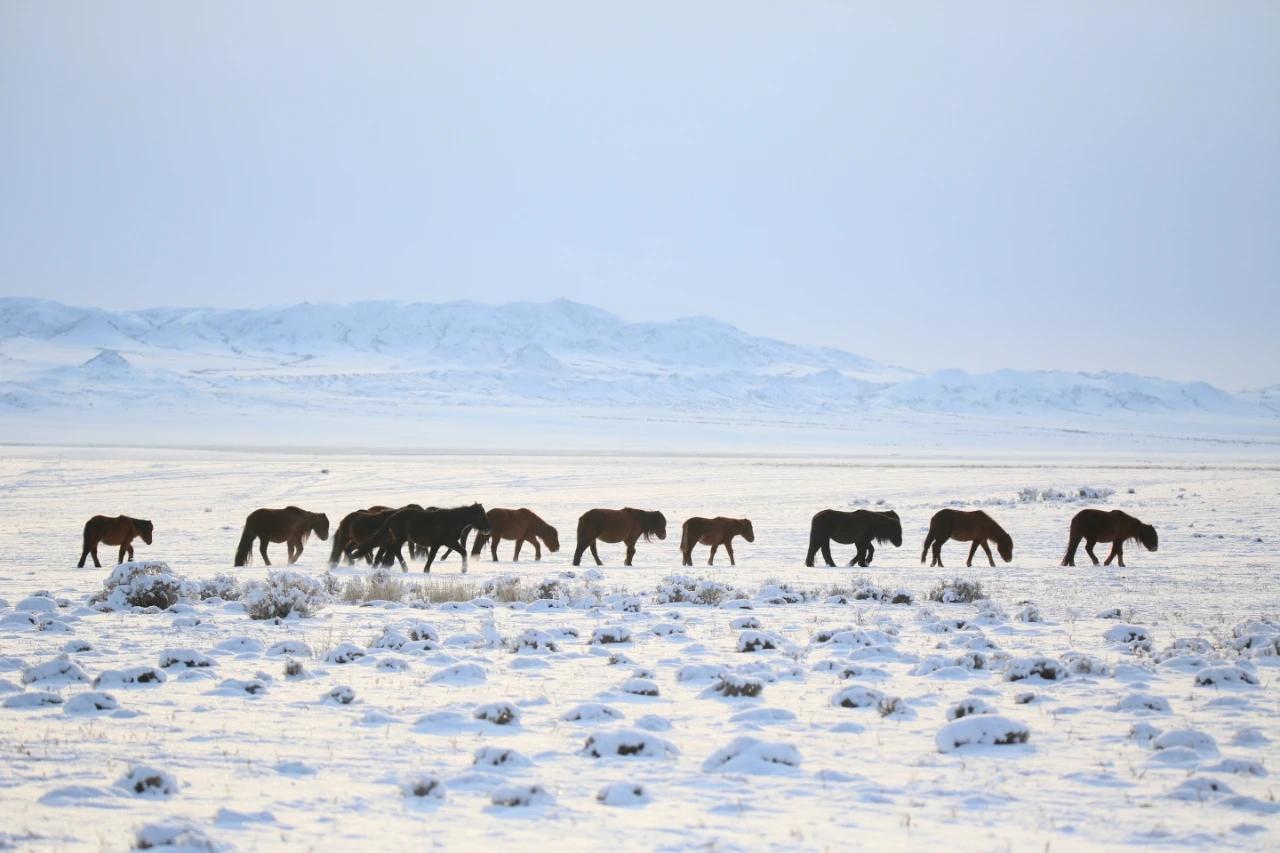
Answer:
top-left (2, 2), bottom-right (1277, 388)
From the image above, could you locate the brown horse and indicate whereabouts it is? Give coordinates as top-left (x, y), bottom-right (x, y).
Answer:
top-left (680, 516), bottom-right (754, 566)
top-left (1061, 509), bottom-right (1157, 567)
top-left (469, 508), bottom-right (559, 562)
top-left (573, 508), bottom-right (666, 566)
top-left (806, 509), bottom-right (902, 567)
top-left (234, 506), bottom-right (330, 567)
top-left (921, 509), bottom-right (1013, 568)
top-left (78, 515), bottom-right (153, 568)
top-left (329, 505), bottom-right (423, 567)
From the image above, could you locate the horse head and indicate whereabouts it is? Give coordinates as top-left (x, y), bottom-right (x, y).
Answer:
top-left (540, 522), bottom-right (561, 553)
top-left (312, 513), bottom-right (330, 541)
top-left (135, 518), bottom-right (154, 545)
top-left (470, 503), bottom-right (492, 536)
top-left (996, 531), bottom-right (1013, 562)
top-left (1139, 523), bottom-right (1158, 552)
top-left (740, 519), bottom-right (755, 543)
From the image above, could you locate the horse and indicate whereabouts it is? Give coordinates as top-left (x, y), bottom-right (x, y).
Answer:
top-left (805, 509), bottom-right (902, 567)
top-left (234, 506), bottom-right (330, 567)
top-left (349, 504), bottom-right (491, 573)
top-left (329, 505), bottom-right (415, 567)
top-left (573, 508), bottom-right (666, 566)
top-left (921, 509), bottom-right (1013, 568)
top-left (78, 515), bottom-right (153, 568)
top-left (1061, 509), bottom-right (1157, 567)
top-left (680, 516), bottom-right (754, 566)
top-left (469, 508), bottom-right (560, 562)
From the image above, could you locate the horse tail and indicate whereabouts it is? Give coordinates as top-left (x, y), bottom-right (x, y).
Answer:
top-left (328, 519), bottom-right (348, 566)
top-left (234, 522), bottom-right (255, 567)
top-left (679, 520), bottom-right (693, 556)
top-left (351, 514), bottom-right (396, 560)
top-left (920, 531), bottom-right (933, 564)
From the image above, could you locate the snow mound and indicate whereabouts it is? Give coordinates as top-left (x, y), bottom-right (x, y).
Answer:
top-left (581, 729), bottom-right (678, 758)
top-left (702, 736), bottom-right (802, 773)
top-left (936, 716), bottom-right (1031, 752)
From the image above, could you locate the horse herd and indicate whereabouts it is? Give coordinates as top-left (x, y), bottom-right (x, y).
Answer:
top-left (77, 504), bottom-right (1160, 572)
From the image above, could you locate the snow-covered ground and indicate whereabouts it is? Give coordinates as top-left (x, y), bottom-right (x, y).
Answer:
top-left (0, 447), bottom-right (1276, 850)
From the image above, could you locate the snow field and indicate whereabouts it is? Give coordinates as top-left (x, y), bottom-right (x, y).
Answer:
top-left (0, 450), bottom-right (1276, 850)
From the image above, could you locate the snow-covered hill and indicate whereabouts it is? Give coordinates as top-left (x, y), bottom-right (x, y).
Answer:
top-left (0, 297), bottom-right (1274, 451)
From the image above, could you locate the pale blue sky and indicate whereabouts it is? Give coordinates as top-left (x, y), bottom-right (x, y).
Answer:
top-left (2, 2), bottom-right (1277, 388)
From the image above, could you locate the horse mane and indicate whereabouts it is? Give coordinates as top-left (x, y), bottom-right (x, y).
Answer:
top-left (627, 508), bottom-right (666, 541)
top-left (869, 510), bottom-right (903, 545)
top-left (1133, 522), bottom-right (1158, 551)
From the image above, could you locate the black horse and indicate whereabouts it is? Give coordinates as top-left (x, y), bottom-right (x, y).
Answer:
top-left (350, 504), bottom-right (491, 573)
top-left (805, 509), bottom-right (902, 567)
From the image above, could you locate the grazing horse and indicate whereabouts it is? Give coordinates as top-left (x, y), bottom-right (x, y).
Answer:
top-left (1061, 509), bottom-right (1157, 567)
top-left (806, 509), bottom-right (902, 568)
top-left (680, 516), bottom-right (754, 566)
top-left (921, 509), bottom-right (1013, 568)
top-left (78, 515), bottom-right (153, 568)
top-left (573, 508), bottom-right (666, 566)
top-left (469, 508), bottom-right (560, 562)
top-left (234, 506), bottom-right (329, 567)
top-left (349, 504), bottom-right (491, 573)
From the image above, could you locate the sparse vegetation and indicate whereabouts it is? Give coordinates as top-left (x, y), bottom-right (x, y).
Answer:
top-left (927, 578), bottom-right (986, 604)
top-left (243, 571), bottom-right (328, 620)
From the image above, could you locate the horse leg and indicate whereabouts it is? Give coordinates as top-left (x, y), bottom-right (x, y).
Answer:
top-left (932, 537), bottom-right (944, 568)
top-left (512, 538), bottom-right (523, 562)
top-left (708, 543), bottom-right (718, 566)
top-left (966, 541), bottom-right (979, 568)
top-left (1085, 539), bottom-right (1100, 565)
top-left (1104, 542), bottom-right (1123, 567)
top-left (259, 537), bottom-right (271, 566)
top-left (821, 541), bottom-right (835, 567)
top-left (866, 542), bottom-right (875, 565)
top-left (449, 539), bottom-right (469, 574)
top-left (589, 540), bottom-right (603, 566)
top-left (980, 541), bottom-right (995, 567)
top-left (682, 541), bottom-right (693, 566)
top-left (624, 537), bottom-right (636, 567)
top-left (532, 537), bottom-right (542, 560)
top-left (1061, 535), bottom-right (1081, 567)
top-left (573, 538), bottom-right (588, 567)
top-left (78, 544), bottom-right (91, 568)
top-left (424, 544), bottom-right (440, 573)
top-left (492, 535), bottom-right (502, 562)
top-left (118, 544), bottom-right (128, 565)
top-left (725, 540), bottom-right (736, 567)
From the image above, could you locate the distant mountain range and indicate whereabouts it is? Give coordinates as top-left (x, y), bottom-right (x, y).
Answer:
top-left (0, 297), bottom-right (1275, 449)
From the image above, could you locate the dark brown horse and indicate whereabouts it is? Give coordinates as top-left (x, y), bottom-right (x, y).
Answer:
top-left (349, 504), bottom-right (491, 573)
top-left (680, 516), bottom-right (754, 566)
top-left (573, 508), bottom-right (666, 566)
top-left (921, 509), bottom-right (1013, 568)
top-left (806, 509), bottom-right (902, 567)
top-left (234, 506), bottom-right (329, 567)
top-left (469, 508), bottom-right (559, 562)
top-left (1061, 509), bottom-right (1157, 567)
top-left (329, 505), bottom-right (423, 567)
top-left (78, 515), bottom-right (153, 568)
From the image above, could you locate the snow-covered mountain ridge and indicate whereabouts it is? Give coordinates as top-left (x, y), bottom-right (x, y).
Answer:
top-left (0, 297), bottom-right (1274, 450)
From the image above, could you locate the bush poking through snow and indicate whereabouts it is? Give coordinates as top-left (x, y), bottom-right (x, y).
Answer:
top-left (22, 656), bottom-right (90, 685)
top-left (91, 562), bottom-right (194, 611)
top-left (283, 659), bottom-right (306, 679)
top-left (4, 691), bottom-right (64, 709)
top-left (197, 574), bottom-right (242, 602)
top-left (243, 571), bottom-right (328, 620)
top-left (324, 686), bottom-right (355, 705)
top-left (132, 821), bottom-right (221, 851)
top-left (936, 716), bottom-right (1030, 752)
top-left (510, 630), bottom-right (558, 654)
top-left (655, 575), bottom-right (742, 606)
top-left (707, 674), bottom-right (764, 698)
top-left (928, 578), bottom-right (986, 604)
top-left (582, 729), bottom-right (678, 758)
top-left (473, 701), bottom-right (520, 726)
top-left (323, 643), bottom-right (366, 664)
top-left (561, 703), bottom-right (625, 723)
top-left (589, 626), bottom-right (632, 645)
top-left (1110, 693), bottom-right (1172, 713)
top-left (832, 685), bottom-right (886, 709)
top-left (473, 747), bottom-right (531, 768)
top-left (947, 697), bottom-right (995, 720)
top-left (1194, 665), bottom-right (1260, 688)
top-left (401, 775), bottom-right (445, 800)
top-left (597, 782), bottom-right (650, 806)
top-left (621, 678), bottom-right (659, 697)
top-left (489, 783), bottom-right (553, 808)
top-left (737, 630), bottom-right (782, 653)
top-left (702, 737), bottom-right (802, 773)
top-left (1003, 656), bottom-right (1069, 682)
top-left (1104, 624), bottom-right (1154, 653)
top-left (117, 766), bottom-right (178, 798)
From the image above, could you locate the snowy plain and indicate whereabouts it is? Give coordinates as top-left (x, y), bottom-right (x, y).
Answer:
top-left (0, 447), bottom-right (1276, 851)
